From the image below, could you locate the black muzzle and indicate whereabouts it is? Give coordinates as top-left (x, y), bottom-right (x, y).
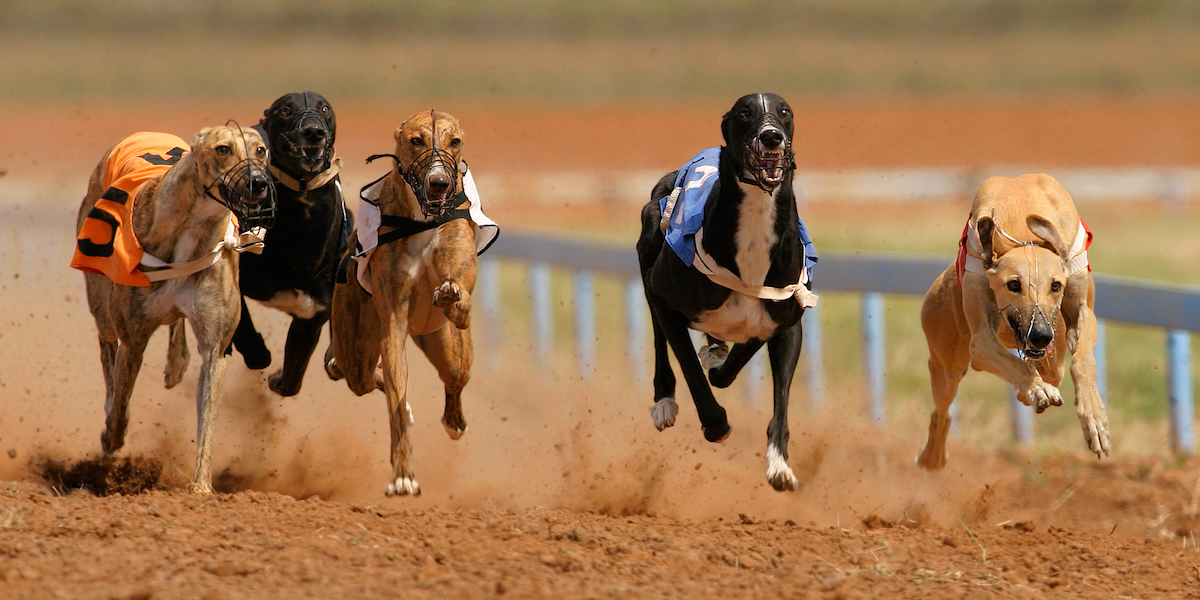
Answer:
top-left (740, 112), bottom-right (795, 191)
top-left (279, 108), bottom-right (334, 174)
top-left (207, 156), bottom-right (277, 233)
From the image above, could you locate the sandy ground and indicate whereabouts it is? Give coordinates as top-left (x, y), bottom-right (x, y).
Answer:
top-left (2, 98), bottom-right (1200, 598)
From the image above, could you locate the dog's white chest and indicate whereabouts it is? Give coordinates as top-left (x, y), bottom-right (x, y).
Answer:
top-left (260, 289), bottom-right (321, 319)
top-left (693, 294), bottom-right (777, 343)
top-left (690, 183), bottom-right (781, 343)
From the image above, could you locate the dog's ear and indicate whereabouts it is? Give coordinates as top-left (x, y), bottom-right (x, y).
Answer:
top-left (191, 127), bottom-right (214, 148)
top-left (976, 216), bottom-right (995, 268)
top-left (720, 109), bottom-right (735, 146)
top-left (1026, 214), bottom-right (1066, 259)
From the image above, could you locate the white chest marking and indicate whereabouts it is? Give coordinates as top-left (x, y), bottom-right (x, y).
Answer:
top-left (261, 289), bottom-right (321, 319)
top-left (691, 182), bottom-right (781, 343)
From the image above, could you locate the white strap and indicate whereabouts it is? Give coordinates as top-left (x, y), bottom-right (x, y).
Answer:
top-left (140, 222), bottom-right (265, 282)
top-left (692, 228), bottom-right (818, 308)
top-left (963, 219), bottom-right (1088, 276)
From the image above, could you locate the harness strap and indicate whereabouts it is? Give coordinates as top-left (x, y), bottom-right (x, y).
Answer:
top-left (139, 222), bottom-right (264, 282)
top-left (962, 219), bottom-right (1091, 276)
top-left (692, 229), bottom-right (819, 308)
top-left (270, 156), bottom-right (343, 192)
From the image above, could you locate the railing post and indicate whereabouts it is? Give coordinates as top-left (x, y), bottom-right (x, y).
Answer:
top-left (1009, 349), bottom-right (1034, 447)
top-left (477, 258), bottom-right (501, 356)
top-left (529, 261), bottom-right (552, 368)
top-left (624, 278), bottom-right (648, 384)
top-left (803, 304), bottom-right (824, 411)
top-left (573, 270), bottom-right (595, 377)
top-left (1168, 329), bottom-right (1194, 455)
top-left (861, 292), bottom-right (886, 425)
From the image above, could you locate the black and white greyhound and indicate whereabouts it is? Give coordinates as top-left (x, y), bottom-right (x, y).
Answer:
top-left (637, 92), bottom-right (818, 491)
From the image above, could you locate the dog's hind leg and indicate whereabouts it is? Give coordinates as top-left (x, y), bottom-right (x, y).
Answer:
top-left (764, 323), bottom-right (802, 491)
top-left (165, 319), bottom-right (189, 389)
top-left (268, 313), bottom-right (330, 397)
top-left (231, 297), bottom-right (271, 370)
top-left (413, 322), bottom-right (472, 440)
top-left (647, 306), bottom-right (680, 431)
top-left (707, 338), bottom-right (767, 389)
top-left (647, 294), bottom-right (730, 442)
top-left (101, 334), bottom-right (149, 455)
top-left (917, 272), bottom-right (971, 470)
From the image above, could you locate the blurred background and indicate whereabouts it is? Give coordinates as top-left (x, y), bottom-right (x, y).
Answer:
top-left (1, 0), bottom-right (1199, 516)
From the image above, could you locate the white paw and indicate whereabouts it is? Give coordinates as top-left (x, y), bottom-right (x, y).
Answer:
top-left (432, 281), bottom-right (462, 307)
top-left (443, 421), bottom-right (466, 440)
top-left (1080, 412), bottom-right (1111, 458)
top-left (385, 476), bottom-right (421, 497)
top-left (1028, 382), bottom-right (1063, 412)
top-left (698, 342), bottom-right (729, 371)
top-left (651, 397), bottom-right (678, 431)
top-left (766, 445), bottom-right (798, 491)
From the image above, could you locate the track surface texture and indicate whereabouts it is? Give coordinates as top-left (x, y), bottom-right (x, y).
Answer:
top-left (2, 98), bottom-right (1199, 598)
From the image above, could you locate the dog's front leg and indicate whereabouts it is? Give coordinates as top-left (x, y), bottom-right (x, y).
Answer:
top-left (646, 293), bottom-right (730, 442)
top-left (429, 219), bottom-right (477, 330)
top-left (961, 274), bottom-right (1061, 411)
top-left (375, 285), bottom-right (419, 496)
top-left (268, 312), bottom-right (330, 397)
top-left (1063, 276), bottom-right (1111, 458)
top-left (187, 282), bottom-right (240, 495)
top-left (764, 323), bottom-right (802, 491)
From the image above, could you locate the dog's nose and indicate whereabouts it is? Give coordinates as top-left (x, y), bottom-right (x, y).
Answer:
top-left (759, 128), bottom-right (784, 149)
top-left (427, 175), bottom-right (451, 196)
top-left (1027, 323), bottom-right (1054, 349)
top-left (248, 176), bottom-right (271, 202)
top-left (301, 126), bottom-right (326, 143)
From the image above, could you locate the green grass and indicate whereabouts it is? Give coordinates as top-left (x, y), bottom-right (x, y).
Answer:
top-left (7, 1), bottom-right (1200, 102)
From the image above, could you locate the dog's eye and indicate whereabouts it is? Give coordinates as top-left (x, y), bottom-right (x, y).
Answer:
top-left (410, 137), bottom-right (425, 147)
top-left (279, 108), bottom-right (292, 119)
top-left (449, 138), bottom-right (461, 148)
top-left (1006, 280), bottom-right (1022, 293)
top-left (215, 145), bottom-right (231, 156)
top-left (255, 146), bottom-right (267, 157)
top-left (738, 109), bottom-right (751, 120)
top-left (1050, 281), bottom-right (1062, 293)
top-left (780, 108), bottom-right (791, 119)
top-left (320, 106), bottom-right (330, 115)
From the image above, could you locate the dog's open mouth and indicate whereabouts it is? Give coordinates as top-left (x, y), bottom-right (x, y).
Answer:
top-left (751, 148), bottom-right (787, 186)
top-left (280, 134), bottom-right (331, 174)
top-left (1022, 347), bottom-right (1047, 359)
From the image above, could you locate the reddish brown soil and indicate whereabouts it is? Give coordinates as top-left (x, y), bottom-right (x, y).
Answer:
top-left (2, 98), bottom-right (1200, 598)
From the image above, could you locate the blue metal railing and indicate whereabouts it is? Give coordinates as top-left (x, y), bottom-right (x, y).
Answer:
top-left (482, 231), bottom-right (1199, 455)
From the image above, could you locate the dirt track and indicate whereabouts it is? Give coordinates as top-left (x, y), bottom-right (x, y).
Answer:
top-left (2, 98), bottom-right (1200, 598)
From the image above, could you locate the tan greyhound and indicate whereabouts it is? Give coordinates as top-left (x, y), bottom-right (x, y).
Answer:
top-left (917, 173), bottom-right (1110, 470)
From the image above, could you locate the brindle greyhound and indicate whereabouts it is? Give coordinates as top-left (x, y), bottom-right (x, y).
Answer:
top-left (917, 173), bottom-right (1110, 470)
top-left (73, 126), bottom-right (275, 494)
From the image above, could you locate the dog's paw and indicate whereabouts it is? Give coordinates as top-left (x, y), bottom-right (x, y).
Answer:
top-left (766, 446), bottom-right (798, 491)
top-left (915, 443), bottom-right (947, 471)
top-left (698, 341), bottom-right (729, 371)
top-left (651, 397), bottom-right (679, 431)
top-left (268, 370), bottom-right (301, 397)
top-left (703, 420), bottom-right (732, 443)
top-left (164, 360), bottom-right (187, 390)
top-left (1080, 412), bottom-right (1111, 459)
top-left (1020, 382), bottom-right (1063, 413)
top-left (442, 413), bottom-right (466, 440)
top-left (186, 481), bottom-right (214, 496)
top-left (434, 280), bottom-right (472, 329)
top-left (406, 402), bottom-right (415, 428)
top-left (385, 475), bottom-right (421, 497)
top-left (324, 355), bottom-right (344, 381)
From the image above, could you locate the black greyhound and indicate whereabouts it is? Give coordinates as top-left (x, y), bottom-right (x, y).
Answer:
top-left (231, 91), bottom-right (351, 396)
top-left (637, 92), bottom-right (818, 491)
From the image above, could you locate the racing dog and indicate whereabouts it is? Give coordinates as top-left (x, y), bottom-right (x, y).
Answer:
top-left (917, 173), bottom-right (1110, 470)
top-left (230, 91), bottom-right (351, 396)
top-left (637, 93), bottom-right (819, 491)
top-left (328, 109), bottom-right (498, 497)
top-left (72, 126), bottom-right (275, 494)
